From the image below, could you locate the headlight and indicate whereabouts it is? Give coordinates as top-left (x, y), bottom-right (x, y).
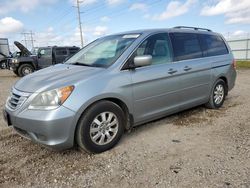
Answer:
top-left (28, 86), bottom-right (74, 110)
top-left (12, 59), bottom-right (18, 63)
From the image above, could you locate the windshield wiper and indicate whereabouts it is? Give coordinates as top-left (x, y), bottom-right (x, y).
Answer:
top-left (70, 62), bottom-right (105, 68)
top-left (71, 62), bottom-right (93, 67)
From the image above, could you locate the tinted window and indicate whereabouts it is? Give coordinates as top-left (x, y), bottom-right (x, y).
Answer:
top-left (199, 34), bottom-right (228, 56)
top-left (134, 33), bottom-right (172, 65)
top-left (68, 48), bottom-right (79, 55)
top-left (55, 48), bottom-right (67, 56)
top-left (170, 33), bottom-right (202, 61)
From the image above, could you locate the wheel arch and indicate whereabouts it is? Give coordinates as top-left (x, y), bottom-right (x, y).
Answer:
top-left (79, 97), bottom-right (133, 128)
top-left (19, 61), bottom-right (36, 69)
top-left (103, 97), bottom-right (133, 130)
top-left (74, 97), bottom-right (133, 139)
top-left (73, 97), bottom-right (133, 147)
top-left (218, 76), bottom-right (228, 95)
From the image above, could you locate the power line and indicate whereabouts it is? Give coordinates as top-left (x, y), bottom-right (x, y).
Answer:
top-left (30, 31), bottom-right (34, 48)
top-left (26, 0), bottom-right (165, 48)
top-left (83, 0), bottom-right (163, 25)
top-left (42, 6), bottom-right (73, 28)
top-left (43, 7), bottom-right (74, 29)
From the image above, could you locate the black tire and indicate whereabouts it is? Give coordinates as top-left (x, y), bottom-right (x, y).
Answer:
top-left (205, 79), bottom-right (227, 109)
top-left (76, 101), bottom-right (125, 153)
top-left (17, 64), bottom-right (34, 77)
top-left (0, 61), bottom-right (6, 69)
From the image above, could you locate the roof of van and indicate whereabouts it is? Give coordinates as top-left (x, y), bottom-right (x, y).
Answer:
top-left (36, 46), bottom-right (80, 49)
top-left (112, 26), bottom-right (220, 36)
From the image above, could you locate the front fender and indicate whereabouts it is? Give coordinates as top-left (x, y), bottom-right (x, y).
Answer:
top-left (76, 93), bottom-right (131, 116)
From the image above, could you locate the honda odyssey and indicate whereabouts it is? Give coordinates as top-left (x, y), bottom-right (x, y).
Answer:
top-left (3, 26), bottom-right (237, 153)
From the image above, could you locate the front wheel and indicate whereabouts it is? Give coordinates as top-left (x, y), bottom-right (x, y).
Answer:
top-left (205, 79), bottom-right (227, 109)
top-left (76, 101), bottom-right (125, 153)
top-left (0, 61), bottom-right (7, 69)
top-left (17, 64), bottom-right (34, 77)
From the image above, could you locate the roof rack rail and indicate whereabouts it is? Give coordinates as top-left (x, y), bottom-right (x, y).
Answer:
top-left (173, 26), bottom-right (212, 32)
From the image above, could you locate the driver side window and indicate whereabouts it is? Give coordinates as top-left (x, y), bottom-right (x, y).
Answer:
top-left (39, 48), bottom-right (52, 57)
top-left (134, 33), bottom-right (172, 65)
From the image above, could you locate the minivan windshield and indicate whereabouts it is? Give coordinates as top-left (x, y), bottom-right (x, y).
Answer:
top-left (65, 34), bottom-right (140, 68)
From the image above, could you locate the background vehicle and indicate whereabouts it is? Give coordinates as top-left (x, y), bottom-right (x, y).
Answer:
top-left (0, 38), bottom-right (10, 69)
top-left (9, 41), bottom-right (80, 77)
top-left (4, 27), bottom-right (236, 153)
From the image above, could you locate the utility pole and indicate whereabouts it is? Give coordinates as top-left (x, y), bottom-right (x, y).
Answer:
top-left (21, 31), bottom-right (35, 49)
top-left (77, 0), bottom-right (84, 48)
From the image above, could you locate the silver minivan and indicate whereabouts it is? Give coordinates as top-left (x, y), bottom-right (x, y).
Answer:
top-left (3, 26), bottom-right (237, 153)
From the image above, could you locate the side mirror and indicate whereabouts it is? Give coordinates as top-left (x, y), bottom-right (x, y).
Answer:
top-left (133, 55), bottom-right (152, 68)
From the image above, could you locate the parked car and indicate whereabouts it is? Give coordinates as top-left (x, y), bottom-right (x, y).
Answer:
top-left (3, 26), bottom-right (237, 153)
top-left (0, 51), bottom-right (22, 70)
top-left (0, 52), bottom-right (8, 69)
top-left (9, 41), bottom-right (80, 76)
top-left (0, 38), bottom-right (10, 69)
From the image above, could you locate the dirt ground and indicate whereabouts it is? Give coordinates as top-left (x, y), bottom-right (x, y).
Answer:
top-left (0, 69), bottom-right (249, 188)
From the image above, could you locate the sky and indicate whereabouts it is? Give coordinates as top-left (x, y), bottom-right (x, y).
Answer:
top-left (1, 0), bottom-right (250, 51)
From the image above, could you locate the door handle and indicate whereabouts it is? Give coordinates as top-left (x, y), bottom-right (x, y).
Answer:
top-left (168, 68), bottom-right (177, 74)
top-left (183, 66), bottom-right (192, 71)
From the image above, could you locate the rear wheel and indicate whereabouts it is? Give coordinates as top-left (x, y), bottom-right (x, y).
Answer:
top-left (205, 79), bottom-right (227, 109)
top-left (17, 64), bottom-right (34, 77)
top-left (76, 101), bottom-right (125, 153)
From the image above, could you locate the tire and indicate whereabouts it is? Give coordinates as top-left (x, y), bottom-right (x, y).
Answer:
top-left (205, 79), bottom-right (227, 109)
top-left (76, 101), bottom-right (125, 153)
top-left (0, 61), bottom-right (6, 69)
top-left (17, 64), bottom-right (34, 77)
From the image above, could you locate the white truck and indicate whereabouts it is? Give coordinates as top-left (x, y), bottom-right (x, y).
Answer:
top-left (0, 38), bottom-right (10, 69)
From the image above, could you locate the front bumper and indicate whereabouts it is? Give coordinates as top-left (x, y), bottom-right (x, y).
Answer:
top-left (4, 105), bottom-right (78, 150)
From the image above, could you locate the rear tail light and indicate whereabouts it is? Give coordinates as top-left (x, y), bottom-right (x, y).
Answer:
top-left (232, 59), bottom-right (236, 69)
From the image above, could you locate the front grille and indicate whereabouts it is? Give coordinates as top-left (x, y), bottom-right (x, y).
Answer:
top-left (7, 88), bottom-right (30, 111)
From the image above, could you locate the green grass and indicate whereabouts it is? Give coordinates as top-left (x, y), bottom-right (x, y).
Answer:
top-left (236, 61), bottom-right (250, 69)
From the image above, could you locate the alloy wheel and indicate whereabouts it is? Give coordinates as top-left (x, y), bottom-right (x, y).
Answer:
top-left (90, 112), bottom-right (119, 145)
top-left (213, 84), bottom-right (224, 105)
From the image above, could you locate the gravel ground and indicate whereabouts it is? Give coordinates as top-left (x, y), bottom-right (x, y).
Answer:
top-left (0, 69), bottom-right (249, 188)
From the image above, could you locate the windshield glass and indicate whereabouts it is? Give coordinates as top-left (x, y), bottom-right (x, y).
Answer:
top-left (31, 47), bottom-right (39, 55)
top-left (65, 34), bottom-right (140, 67)
top-left (12, 51), bottom-right (21, 58)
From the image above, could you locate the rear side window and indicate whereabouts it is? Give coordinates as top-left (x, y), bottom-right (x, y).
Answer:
top-left (199, 34), bottom-right (228, 57)
top-left (170, 33), bottom-right (202, 61)
top-left (55, 48), bottom-right (67, 56)
top-left (69, 48), bottom-right (79, 55)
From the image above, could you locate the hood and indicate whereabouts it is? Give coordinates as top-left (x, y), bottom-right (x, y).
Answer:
top-left (14, 41), bottom-right (31, 56)
top-left (14, 64), bottom-right (104, 93)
